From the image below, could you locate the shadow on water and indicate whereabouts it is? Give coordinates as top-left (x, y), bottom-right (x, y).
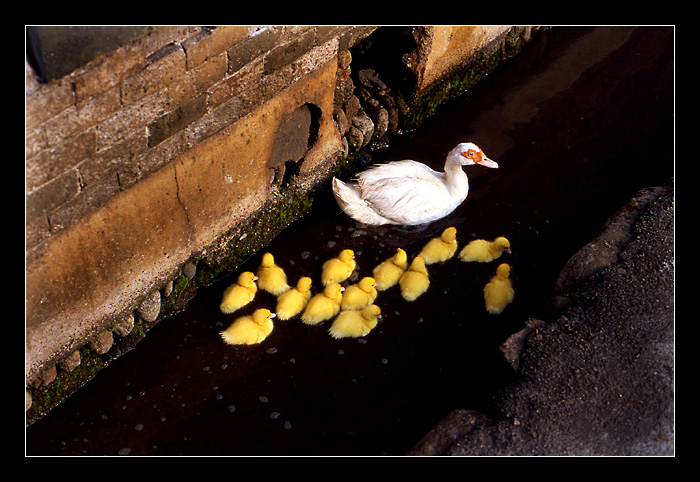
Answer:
top-left (26, 26), bottom-right (673, 456)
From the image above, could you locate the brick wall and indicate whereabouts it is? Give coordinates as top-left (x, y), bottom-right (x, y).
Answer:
top-left (25, 25), bottom-right (375, 386)
top-left (26, 26), bottom-right (374, 257)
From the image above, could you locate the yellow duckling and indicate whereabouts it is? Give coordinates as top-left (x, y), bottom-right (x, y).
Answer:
top-left (459, 236), bottom-right (511, 263)
top-left (399, 256), bottom-right (430, 301)
top-left (373, 248), bottom-right (408, 291)
top-left (256, 252), bottom-right (291, 296)
top-left (329, 304), bottom-right (382, 339)
top-left (276, 276), bottom-right (313, 320)
top-left (419, 226), bottom-right (458, 264)
top-left (220, 308), bottom-right (276, 345)
top-left (340, 276), bottom-right (378, 310)
top-left (300, 283), bottom-right (344, 325)
top-left (483, 263), bottom-right (515, 314)
top-left (219, 271), bottom-right (258, 314)
top-left (321, 249), bottom-right (356, 286)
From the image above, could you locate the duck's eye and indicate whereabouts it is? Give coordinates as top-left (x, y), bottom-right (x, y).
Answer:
top-left (466, 150), bottom-right (475, 157)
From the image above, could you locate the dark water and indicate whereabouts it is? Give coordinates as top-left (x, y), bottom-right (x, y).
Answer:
top-left (26, 26), bottom-right (673, 456)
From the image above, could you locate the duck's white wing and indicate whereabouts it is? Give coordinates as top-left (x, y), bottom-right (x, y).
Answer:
top-left (357, 161), bottom-right (453, 225)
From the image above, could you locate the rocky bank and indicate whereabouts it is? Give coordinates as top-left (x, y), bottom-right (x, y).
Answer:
top-left (409, 186), bottom-right (674, 456)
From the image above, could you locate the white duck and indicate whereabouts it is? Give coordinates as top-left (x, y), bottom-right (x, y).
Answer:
top-left (332, 142), bottom-right (498, 226)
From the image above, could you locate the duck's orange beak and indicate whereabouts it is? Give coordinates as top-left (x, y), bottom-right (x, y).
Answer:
top-left (475, 153), bottom-right (498, 168)
top-left (461, 150), bottom-right (499, 168)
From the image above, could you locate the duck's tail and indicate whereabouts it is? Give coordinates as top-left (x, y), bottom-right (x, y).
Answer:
top-left (332, 177), bottom-right (393, 226)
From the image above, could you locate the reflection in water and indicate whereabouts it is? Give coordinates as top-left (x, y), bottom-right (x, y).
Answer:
top-left (26, 27), bottom-right (673, 456)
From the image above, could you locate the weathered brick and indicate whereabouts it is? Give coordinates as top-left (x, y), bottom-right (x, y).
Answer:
top-left (141, 130), bottom-right (185, 175)
top-left (143, 26), bottom-right (199, 58)
top-left (25, 77), bottom-right (75, 131)
top-left (25, 212), bottom-right (50, 254)
top-left (26, 168), bottom-right (80, 222)
top-left (166, 69), bottom-right (198, 109)
top-left (291, 37), bottom-right (339, 82)
top-left (26, 129), bottom-right (96, 191)
top-left (46, 132), bottom-right (148, 232)
top-left (183, 96), bottom-right (241, 149)
top-left (25, 126), bottom-right (48, 160)
top-left (209, 26), bottom-right (248, 58)
top-left (193, 51), bottom-right (228, 93)
top-left (227, 27), bottom-right (282, 74)
top-left (148, 94), bottom-right (207, 148)
top-left (182, 28), bottom-right (213, 70)
top-left (265, 29), bottom-right (315, 74)
top-left (121, 43), bottom-right (186, 105)
top-left (206, 56), bottom-right (263, 110)
top-left (315, 26), bottom-right (345, 46)
top-left (47, 177), bottom-right (117, 234)
top-left (236, 64), bottom-right (293, 118)
top-left (81, 131), bottom-right (148, 190)
top-left (43, 86), bottom-right (121, 149)
top-left (95, 91), bottom-right (167, 150)
top-left (72, 41), bottom-right (146, 103)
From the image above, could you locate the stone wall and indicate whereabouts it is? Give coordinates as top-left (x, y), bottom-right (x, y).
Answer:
top-left (26, 26), bottom-right (532, 409)
top-left (25, 26), bottom-right (375, 387)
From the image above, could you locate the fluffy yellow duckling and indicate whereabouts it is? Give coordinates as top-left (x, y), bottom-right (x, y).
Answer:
top-left (399, 256), bottom-right (430, 301)
top-left (459, 236), bottom-right (511, 263)
top-left (256, 252), bottom-right (291, 296)
top-left (219, 271), bottom-right (258, 314)
top-left (329, 305), bottom-right (382, 339)
top-left (419, 226), bottom-right (458, 264)
top-left (340, 277), bottom-right (378, 310)
top-left (373, 248), bottom-right (408, 291)
top-left (220, 308), bottom-right (276, 345)
top-left (300, 283), bottom-right (344, 325)
top-left (276, 277), bottom-right (313, 321)
top-left (321, 249), bottom-right (356, 286)
top-left (483, 263), bottom-right (515, 314)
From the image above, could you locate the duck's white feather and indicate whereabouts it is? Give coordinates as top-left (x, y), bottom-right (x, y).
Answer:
top-left (332, 143), bottom-right (496, 226)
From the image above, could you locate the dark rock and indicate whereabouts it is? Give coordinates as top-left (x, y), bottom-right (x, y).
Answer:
top-left (112, 312), bottom-right (135, 338)
top-left (30, 364), bottom-right (57, 387)
top-left (407, 409), bottom-right (492, 456)
top-left (358, 68), bottom-right (388, 96)
top-left (498, 318), bottom-right (546, 372)
top-left (136, 290), bottom-right (161, 322)
top-left (343, 94), bottom-right (361, 122)
top-left (552, 186), bottom-right (672, 297)
top-left (346, 125), bottom-right (364, 150)
top-left (88, 330), bottom-right (114, 355)
top-left (182, 261), bottom-right (197, 279)
top-left (351, 111), bottom-right (374, 148)
top-left (393, 90), bottom-right (410, 116)
top-left (365, 104), bottom-right (388, 140)
top-left (59, 349), bottom-right (81, 372)
top-left (378, 93), bottom-right (399, 133)
top-left (334, 108), bottom-right (348, 136)
top-left (411, 186), bottom-right (675, 456)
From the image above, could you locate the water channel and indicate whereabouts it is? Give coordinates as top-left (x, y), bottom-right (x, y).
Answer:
top-left (26, 26), bottom-right (674, 456)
